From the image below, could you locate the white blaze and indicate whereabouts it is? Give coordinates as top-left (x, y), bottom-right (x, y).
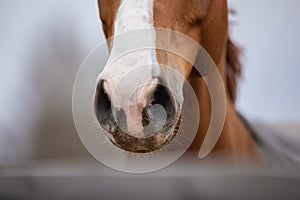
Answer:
top-left (115, 0), bottom-right (155, 33)
top-left (98, 0), bottom-right (159, 137)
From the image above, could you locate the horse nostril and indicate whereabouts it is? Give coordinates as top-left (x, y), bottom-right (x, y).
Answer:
top-left (151, 84), bottom-right (176, 120)
top-left (142, 84), bottom-right (176, 130)
top-left (95, 80), bottom-right (117, 134)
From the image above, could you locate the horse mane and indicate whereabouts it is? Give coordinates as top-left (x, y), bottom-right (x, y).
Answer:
top-left (226, 8), bottom-right (243, 104)
top-left (226, 37), bottom-right (242, 103)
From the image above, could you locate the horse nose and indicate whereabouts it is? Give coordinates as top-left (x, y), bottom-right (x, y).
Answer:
top-left (141, 84), bottom-right (176, 124)
top-left (94, 79), bottom-right (177, 136)
top-left (94, 80), bottom-right (119, 134)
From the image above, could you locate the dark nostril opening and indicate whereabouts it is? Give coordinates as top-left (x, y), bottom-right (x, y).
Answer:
top-left (95, 80), bottom-right (117, 134)
top-left (152, 85), bottom-right (176, 120)
top-left (142, 84), bottom-right (176, 127)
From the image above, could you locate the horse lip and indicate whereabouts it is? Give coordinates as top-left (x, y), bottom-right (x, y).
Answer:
top-left (101, 112), bottom-right (182, 153)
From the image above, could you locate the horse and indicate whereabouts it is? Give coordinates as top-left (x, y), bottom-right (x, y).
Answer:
top-left (94, 0), bottom-right (261, 162)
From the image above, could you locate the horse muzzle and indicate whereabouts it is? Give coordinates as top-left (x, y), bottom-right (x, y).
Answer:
top-left (94, 78), bottom-right (181, 153)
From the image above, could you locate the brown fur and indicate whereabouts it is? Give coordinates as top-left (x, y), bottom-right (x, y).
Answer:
top-left (97, 0), bottom-right (261, 161)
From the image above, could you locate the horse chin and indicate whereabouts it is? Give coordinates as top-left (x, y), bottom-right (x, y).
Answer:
top-left (104, 113), bottom-right (182, 153)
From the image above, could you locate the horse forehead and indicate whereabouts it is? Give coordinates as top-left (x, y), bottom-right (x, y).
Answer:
top-left (114, 0), bottom-right (154, 31)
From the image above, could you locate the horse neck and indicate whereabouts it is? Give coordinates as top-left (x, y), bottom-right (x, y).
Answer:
top-left (187, 47), bottom-right (260, 160)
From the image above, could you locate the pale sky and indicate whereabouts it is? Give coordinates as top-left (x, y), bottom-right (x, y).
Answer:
top-left (229, 0), bottom-right (300, 123)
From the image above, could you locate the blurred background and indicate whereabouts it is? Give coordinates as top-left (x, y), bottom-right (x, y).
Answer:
top-left (0, 0), bottom-right (299, 165)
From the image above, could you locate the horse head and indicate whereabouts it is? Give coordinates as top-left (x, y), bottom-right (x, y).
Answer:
top-left (94, 0), bottom-right (236, 153)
